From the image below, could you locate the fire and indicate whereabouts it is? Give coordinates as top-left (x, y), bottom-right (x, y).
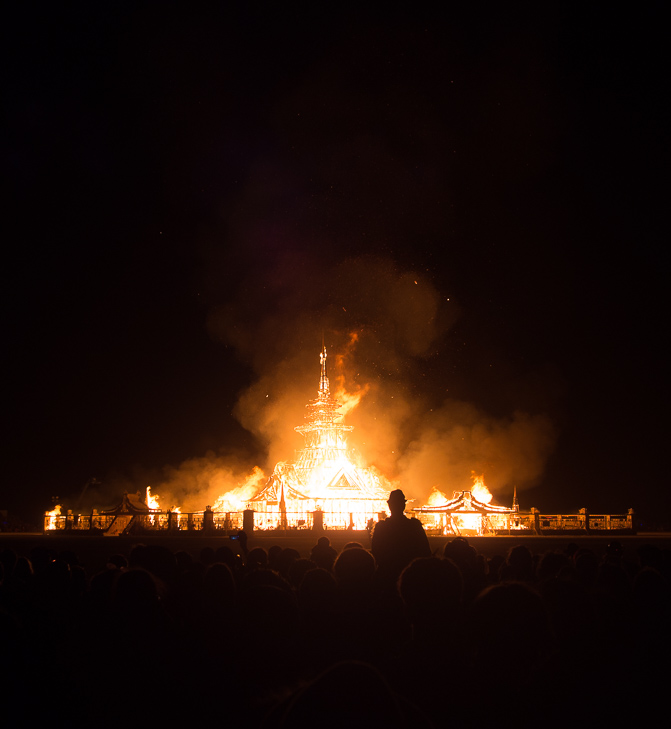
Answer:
top-left (425, 488), bottom-right (483, 534)
top-left (332, 382), bottom-right (370, 419)
top-left (333, 331), bottom-right (370, 419)
top-left (453, 512), bottom-right (482, 534)
top-left (145, 486), bottom-right (162, 525)
top-left (45, 504), bottom-right (61, 530)
top-left (146, 486), bottom-right (160, 511)
top-left (427, 487), bottom-right (449, 507)
top-left (471, 472), bottom-right (492, 504)
top-left (212, 466), bottom-right (266, 512)
top-left (238, 346), bottom-right (391, 530)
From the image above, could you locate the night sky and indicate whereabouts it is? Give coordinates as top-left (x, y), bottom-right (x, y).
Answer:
top-left (4, 4), bottom-right (668, 527)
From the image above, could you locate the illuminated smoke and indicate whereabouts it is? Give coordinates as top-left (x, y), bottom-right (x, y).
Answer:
top-left (198, 253), bottom-right (556, 507)
top-left (396, 402), bottom-right (557, 503)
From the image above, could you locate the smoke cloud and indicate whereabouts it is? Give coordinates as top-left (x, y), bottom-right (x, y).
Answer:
top-left (143, 250), bottom-right (556, 511)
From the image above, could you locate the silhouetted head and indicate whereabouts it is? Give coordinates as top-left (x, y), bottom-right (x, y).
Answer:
top-left (298, 568), bottom-right (337, 611)
top-left (114, 568), bottom-right (160, 615)
top-left (203, 562), bottom-right (236, 603)
top-left (247, 547), bottom-right (268, 570)
top-left (174, 550), bottom-right (193, 573)
top-left (334, 547), bottom-right (376, 587)
top-left (472, 581), bottom-right (551, 675)
top-left (214, 545), bottom-right (236, 568)
top-left (268, 545), bottom-right (283, 571)
top-left (277, 548), bottom-right (301, 578)
top-left (288, 558), bottom-right (316, 590)
top-left (199, 546), bottom-right (215, 566)
top-left (399, 557), bottom-right (463, 622)
top-left (387, 489), bottom-right (406, 516)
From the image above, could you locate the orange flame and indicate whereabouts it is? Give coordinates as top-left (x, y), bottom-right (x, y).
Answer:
top-left (212, 466), bottom-right (267, 512)
top-left (471, 472), bottom-right (493, 504)
top-left (333, 331), bottom-right (369, 418)
top-left (146, 486), bottom-right (160, 511)
top-left (332, 383), bottom-right (370, 419)
top-left (45, 504), bottom-right (61, 530)
top-left (427, 487), bottom-right (449, 507)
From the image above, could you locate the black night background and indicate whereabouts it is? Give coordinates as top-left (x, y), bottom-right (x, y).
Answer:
top-left (3, 4), bottom-right (668, 528)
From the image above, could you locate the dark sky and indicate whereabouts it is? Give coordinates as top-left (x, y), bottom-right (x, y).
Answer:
top-left (4, 4), bottom-right (668, 527)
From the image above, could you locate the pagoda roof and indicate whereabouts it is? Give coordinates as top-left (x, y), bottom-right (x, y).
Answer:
top-left (101, 492), bottom-right (151, 515)
top-left (413, 490), bottom-right (516, 515)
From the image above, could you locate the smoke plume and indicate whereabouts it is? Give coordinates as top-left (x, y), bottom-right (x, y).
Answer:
top-left (146, 251), bottom-right (557, 510)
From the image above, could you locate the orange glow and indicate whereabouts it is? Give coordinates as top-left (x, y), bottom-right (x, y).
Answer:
top-left (416, 473), bottom-right (519, 536)
top-left (243, 346), bottom-right (392, 530)
top-left (471, 472), bottom-right (492, 504)
top-left (332, 382), bottom-right (370, 419)
top-left (212, 466), bottom-right (266, 512)
top-left (45, 504), bottom-right (61, 530)
top-left (427, 487), bottom-right (449, 507)
top-left (333, 332), bottom-right (370, 419)
top-left (146, 486), bottom-right (161, 525)
top-left (146, 486), bottom-right (160, 511)
top-left (452, 512), bottom-right (482, 534)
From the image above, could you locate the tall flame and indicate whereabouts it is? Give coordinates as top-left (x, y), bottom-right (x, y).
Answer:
top-left (146, 486), bottom-right (160, 511)
top-left (471, 472), bottom-right (493, 504)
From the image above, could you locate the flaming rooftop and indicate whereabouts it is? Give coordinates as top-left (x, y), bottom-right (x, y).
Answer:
top-left (248, 346), bottom-right (390, 529)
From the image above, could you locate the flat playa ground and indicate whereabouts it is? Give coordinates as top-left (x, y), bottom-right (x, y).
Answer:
top-left (2, 531), bottom-right (669, 576)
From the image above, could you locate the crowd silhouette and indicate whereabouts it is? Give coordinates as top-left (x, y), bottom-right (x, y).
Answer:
top-left (1, 528), bottom-right (669, 728)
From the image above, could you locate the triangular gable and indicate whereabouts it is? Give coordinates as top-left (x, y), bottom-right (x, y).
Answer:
top-left (327, 469), bottom-right (361, 491)
top-left (249, 470), bottom-right (309, 503)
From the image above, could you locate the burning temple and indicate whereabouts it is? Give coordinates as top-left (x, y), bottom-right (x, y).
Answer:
top-left (249, 347), bottom-right (390, 529)
top-left (413, 484), bottom-right (522, 536)
top-left (43, 347), bottom-right (636, 536)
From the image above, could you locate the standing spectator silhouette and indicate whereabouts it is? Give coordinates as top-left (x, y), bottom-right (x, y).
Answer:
top-left (310, 536), bottom-right (338, 571)
top-left (371, 489), bottom-right (431, 585)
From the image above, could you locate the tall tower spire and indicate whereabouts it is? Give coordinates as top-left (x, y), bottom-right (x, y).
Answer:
top-left (249, 343), bottom-right (390, 530)
top-left (319, 346), bottom-right (329, 395)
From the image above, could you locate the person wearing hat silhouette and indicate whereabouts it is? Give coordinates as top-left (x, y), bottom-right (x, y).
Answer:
top-left (372, 489), bottom-right (431, 584)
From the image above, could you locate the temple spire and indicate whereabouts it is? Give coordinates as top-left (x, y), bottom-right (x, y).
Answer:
top-left (319, 346), bottom-right (329, 395)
